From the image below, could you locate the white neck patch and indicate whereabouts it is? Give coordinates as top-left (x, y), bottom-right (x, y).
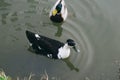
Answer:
top-left (57, 43), bottom-right (71, 59)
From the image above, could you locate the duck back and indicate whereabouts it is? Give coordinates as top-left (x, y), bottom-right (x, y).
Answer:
top-left (26, 30), bottom-right (64, 59)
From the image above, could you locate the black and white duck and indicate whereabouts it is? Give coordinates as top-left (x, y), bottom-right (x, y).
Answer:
top-left (25, 30), bottom-right (78, 59)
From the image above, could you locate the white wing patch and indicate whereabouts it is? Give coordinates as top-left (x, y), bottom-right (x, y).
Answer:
top-left (29, 43), bottom-right (32, 46)
top-left (35, 34), bottom-right (40, 38)
top-left (38, 46), bottom-right (41, 50)
top-left (35, 34), bottom-right (41, 40)
top-left (47, 54), bottom-right (53, 58)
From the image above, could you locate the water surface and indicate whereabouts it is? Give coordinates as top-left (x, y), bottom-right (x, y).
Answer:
top-left (0, 0), bottom-right (120, 80)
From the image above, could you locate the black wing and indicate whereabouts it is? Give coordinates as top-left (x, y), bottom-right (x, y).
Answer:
top-left (26, 30), bottom-right (64, 58)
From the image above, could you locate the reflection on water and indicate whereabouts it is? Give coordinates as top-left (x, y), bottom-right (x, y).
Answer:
top-left (28, 45), bottom-right (79, 72)
top-left (38, 22), bottom-right (63, 37)
top-left (63, 58), bottom-right (79, 72)
top-left (52, 23), bottom-right (63, 37)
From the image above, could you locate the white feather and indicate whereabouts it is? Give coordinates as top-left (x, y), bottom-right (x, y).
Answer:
top-left (57, 43), bottom-right (70, 59)
top-left (35, 34), bottom-right (40, 38)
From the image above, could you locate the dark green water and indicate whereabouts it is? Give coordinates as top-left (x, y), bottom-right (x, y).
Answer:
top-left (0, 0), bottom-right (120, 80)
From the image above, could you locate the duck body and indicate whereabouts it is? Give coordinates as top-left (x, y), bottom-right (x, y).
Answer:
top-left (49, 0), bottom-right (68, 23)
top-left (25, 30), bottom-right (74, 59)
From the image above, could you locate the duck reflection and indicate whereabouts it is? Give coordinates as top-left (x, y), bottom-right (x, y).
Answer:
top-left (38, 21), bottom-right (63, 37)
top-left (52, 22), bottom-right (63, 37)
top-left (28, 46), bottom-right (79, 72)
top-left (62, 58), bottom-right (79, 72)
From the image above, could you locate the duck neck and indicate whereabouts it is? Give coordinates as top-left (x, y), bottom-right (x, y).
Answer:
top-left (60, 0), bottom-right (62, 3)
top-left (63, 43), bottom-right (70, 49)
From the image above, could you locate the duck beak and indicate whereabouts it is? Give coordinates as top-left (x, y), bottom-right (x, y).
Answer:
top-left (52, 9), bottom-right (57, 16)
top-left (73, 46), bottom-right (80, 53)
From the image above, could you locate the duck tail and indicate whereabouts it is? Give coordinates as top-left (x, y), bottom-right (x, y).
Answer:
top-left (25, 30), bottom-right (36, 43)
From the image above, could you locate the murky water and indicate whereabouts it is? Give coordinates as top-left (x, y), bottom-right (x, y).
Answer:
top-left (0, 0), bottom-right (120, 80)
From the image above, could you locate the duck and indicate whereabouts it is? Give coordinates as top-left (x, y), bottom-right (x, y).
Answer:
top-left (49, 0), bottom-right (68, 23)
top-left (25, 30), bottom-right (78, 59)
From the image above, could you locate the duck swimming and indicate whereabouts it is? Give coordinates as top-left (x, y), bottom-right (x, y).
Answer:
top-left (49, 0), bottom-right (68, 23)
top-left (25, 30), bottom-right (77, 59)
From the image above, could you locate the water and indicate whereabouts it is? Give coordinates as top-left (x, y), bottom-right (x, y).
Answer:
top-left (0, 0), bottom-right (120, 80)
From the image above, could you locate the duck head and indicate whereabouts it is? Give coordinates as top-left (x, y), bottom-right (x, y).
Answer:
top-left (56, 3), bottom-right (62, 13)
top-left (52, 3), bottom-right (62, 16)
top-left (66, 39), bottom-right (78, 52)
